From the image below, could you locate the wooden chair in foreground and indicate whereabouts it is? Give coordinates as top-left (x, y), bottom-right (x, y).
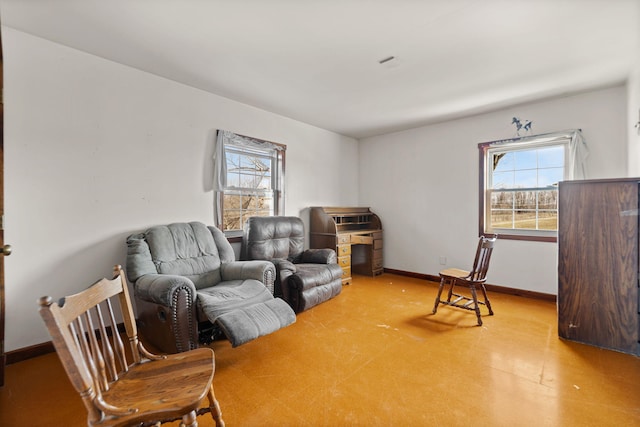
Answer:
top-left (38, 265), bottom-right (224, 427)
top-left (432, 235), bottom-right (497, 326)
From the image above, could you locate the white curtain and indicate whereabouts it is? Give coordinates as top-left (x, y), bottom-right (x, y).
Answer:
top-left (567, 130), bottom-right (589, 180)
top-left (213, 130), bottom-right (229, 192)
top-left (212, 131), bottom-right (229, 224)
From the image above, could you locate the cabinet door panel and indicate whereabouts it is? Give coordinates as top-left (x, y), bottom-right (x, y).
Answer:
top-left (558, 180), bottom-right (639, 354)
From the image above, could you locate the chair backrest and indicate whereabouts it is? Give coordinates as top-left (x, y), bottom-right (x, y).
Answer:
top-left (469, 235), bottom-right (497, 282)
top-left (242, 216), bottom-right (305, 262)
top-left (126, 222), bottom-right (236, 289)
top-left (39, 265), bottom-right (155, 423)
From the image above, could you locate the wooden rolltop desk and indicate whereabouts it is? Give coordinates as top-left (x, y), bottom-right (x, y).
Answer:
top-left (310, 207), bottom-right (383, 285)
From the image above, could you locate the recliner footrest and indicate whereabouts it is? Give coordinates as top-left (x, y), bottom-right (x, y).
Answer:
top-left (215, 298), bottom-right (296, 347)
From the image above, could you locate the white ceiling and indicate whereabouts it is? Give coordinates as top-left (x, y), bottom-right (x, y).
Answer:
top-left (1, 0), bottom-right (639, 138)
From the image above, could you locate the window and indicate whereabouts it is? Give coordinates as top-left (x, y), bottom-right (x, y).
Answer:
top-left (213, 130), bottom-right (285, 233)
top-left (478, 130), bottom-right (587, 242)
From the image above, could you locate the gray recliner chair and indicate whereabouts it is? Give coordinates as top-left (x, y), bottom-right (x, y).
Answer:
top-left (241, 216), bottom-right (343, 313)
top-left (126, 221), bottom-right (296, 353)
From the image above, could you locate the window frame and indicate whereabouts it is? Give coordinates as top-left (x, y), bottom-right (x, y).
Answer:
top-left (478, 133), bottom-right (573, 243)
top-left (214, 131), bottom-right (286, 236)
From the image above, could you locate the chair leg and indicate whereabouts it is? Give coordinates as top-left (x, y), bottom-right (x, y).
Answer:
top-left (469, 284), bottom-right (482, 326)
top-left (432, 277), bottom-right (446, 313)
top-left (445, 278), bottom-right (455, 302)
top-left (181, 411), bottom-right (198, 427)
top-left (207, 384), bottom-right (225, 427)
top-left (480, 284), bottom-right (493, 315)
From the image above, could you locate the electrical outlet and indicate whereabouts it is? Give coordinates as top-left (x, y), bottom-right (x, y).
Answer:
top-left (439, 256), bottom-right (447, 265)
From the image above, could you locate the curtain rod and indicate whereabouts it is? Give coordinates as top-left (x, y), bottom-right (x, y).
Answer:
top-left (482, 129), bottom-right (583, 147)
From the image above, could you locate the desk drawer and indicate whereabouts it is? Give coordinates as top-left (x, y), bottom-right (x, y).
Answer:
top-left (337, 244), bottom-right (351, 256)
top-left (373, 249), bottom-right (383, 269)
top-left (341, 266), bottom-right (351, 279)
top-left (351, 235), bottom-right (373, 245)
top-left (374, 239), bottom-right (383, 250)
top-left (338, 255), bottom-right (351, 268)
top-left (337, 234), bottom-right (351, 244)
top-left (373, 257), bottom-right (383, 270)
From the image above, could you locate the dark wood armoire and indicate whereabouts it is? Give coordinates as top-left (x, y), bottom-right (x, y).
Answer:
top-left (558, 178), bottom-right (639, 355)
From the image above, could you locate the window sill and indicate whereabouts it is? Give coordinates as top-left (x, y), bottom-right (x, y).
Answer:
top-left (482, 232), bottom-right (557, 243)
top-left (227, 235), bottom-right (242, 244)
top-left (222, 230), bottom-right (243, 243)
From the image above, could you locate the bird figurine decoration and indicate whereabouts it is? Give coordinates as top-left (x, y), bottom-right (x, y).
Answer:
top-left (512, 117), bottom-right (532, 136)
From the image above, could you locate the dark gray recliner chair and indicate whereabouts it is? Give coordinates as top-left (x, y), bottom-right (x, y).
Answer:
top-left (241, 216), bottom-right (343, 313)
top-left (126, 222), bottom-right (296, 353)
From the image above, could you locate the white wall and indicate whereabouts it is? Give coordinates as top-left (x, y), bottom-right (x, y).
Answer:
top-left (358, 86), bottom-right (628, 295)
top-left (627, 4), bottom-right (640, 176)
top-left (628, 64), bottom-right (640, 175)
top-left (2, 28), bottom-right (359, 352)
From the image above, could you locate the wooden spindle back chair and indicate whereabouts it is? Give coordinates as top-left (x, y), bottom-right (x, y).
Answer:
top-left (38, 265), bottom-right (224, 427)
top-left (432, 235), bottom-right (497, 326)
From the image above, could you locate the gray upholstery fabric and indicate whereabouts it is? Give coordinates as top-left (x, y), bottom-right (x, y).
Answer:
top-left (126, 233), bottom-right (157, 281)
top-left (242, 216), bottom-right (343, 313)
top-left (196, 279), bottom-right (273, 318)
top-left (242, 216), bottom-right (305, 262)
top-left (196, 277), bottom-right (295, 347)
top-left (301, 248), bottom-right (337, 264)
top-left (288, 263), bottom-right (341, 292)
top-left (126, 221), bottom-right (295, 349)
top-left (288, 264), bottom-right (343, 312)
top-left (208, 225), bottom-right (236, 263)
top-left (144, 222), bottom-right (223, 289)
top-left (215, 298), bottom-right (297, 347)
top-left (133, 273), bottom-right (197, 307)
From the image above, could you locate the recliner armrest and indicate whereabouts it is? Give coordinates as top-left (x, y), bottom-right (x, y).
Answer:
top-left (271, 259), bottom-right (297, 273)
top-left (133, 274), bottom-right (197, 307)
top-left (300, 248), bottom-right (337, 264)
top-left (270, 259), bottom-right (297, 301)
top-left (221, 260), bottom-right (276, 294)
